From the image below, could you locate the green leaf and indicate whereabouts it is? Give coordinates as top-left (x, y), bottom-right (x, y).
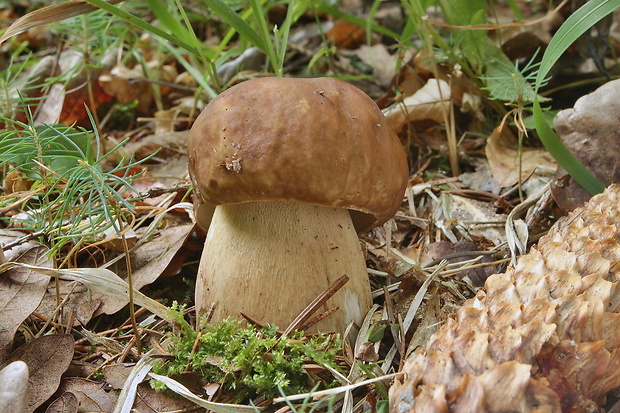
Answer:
top-left (437, 0), bottom-right (488, 68)
top-left (365, 321), bottom-right (388, 343)
top-left (533, 100), bottom-right (605, 194)
top-left (532, 0), bottom-right (618, 195)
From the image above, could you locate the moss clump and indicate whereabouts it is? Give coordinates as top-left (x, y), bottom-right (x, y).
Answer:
top-left (151, 303), bottom-right (342, 400)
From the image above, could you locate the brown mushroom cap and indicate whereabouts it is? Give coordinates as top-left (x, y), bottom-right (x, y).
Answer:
top-left (187, 77), bottom-right (408, 228)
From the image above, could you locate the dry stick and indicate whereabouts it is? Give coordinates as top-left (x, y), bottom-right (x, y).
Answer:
top-left (242, 276), bottom-right (350, 335)
top-left (282, 275), bottom-right (350, 337)
top-left (298, 307), bottom-right (340, 332)
top-left (122, 233), bottom-right (141, 356)
top-left (184, 331), bottom-right (204, 373)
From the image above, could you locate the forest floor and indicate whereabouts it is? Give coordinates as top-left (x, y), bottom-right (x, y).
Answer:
top-left (1, 0), bottom-right (620, 412)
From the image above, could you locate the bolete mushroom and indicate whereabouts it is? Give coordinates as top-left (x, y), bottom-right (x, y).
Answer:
top-left (187, 77), bottom-right (408, 332)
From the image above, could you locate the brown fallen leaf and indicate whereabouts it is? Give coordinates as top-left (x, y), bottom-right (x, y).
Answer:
top-left (102, 364), bottom-right (134, 390)
top-left (383, 78), bottom-right (452, 133)
top-left (34, 223), bottom-right (191, 325)
top-left (0, 0), bottom-right (123, 45)
top-left (552, 78), bottom-right (620, 212)
top-left (93, 223), bottom-right (194, 318)
top-left (0, 231), bottom-right (40, 262)
top-left (45, 391), bottom-right (78, 413)
top-left (58, 378), bottom-right (117, 413)
top-left (4, 334), bottom-right (74, 413)
top-left (340, 44), bottom-right (406, 88)
top-left (99, 60), bottom-right (177, 113)
top-left (35, 280), bottom-right (104, 327)
top-left (448, 195), bottom-right (508, 246)
top-left (3, 263), bottom-right (172, 323)
top-left (58, 375), bottom-right (198, 413)
top-left (0, 246), bottom-right (51, 361)
top-left (485, 123), bottom-right (556, 187)
top-left (326, 19), bottom-right (366, 49)
top-left (33, 49), bottom-right (114, 126)
top-left (420, 241), bottom-right (497, 287)
top-left (130, 224), bottom-right (194, 283)
top-left (376, 59), bottom-right (426, 109)
top-left (133, 382), bottom-right (203, 413)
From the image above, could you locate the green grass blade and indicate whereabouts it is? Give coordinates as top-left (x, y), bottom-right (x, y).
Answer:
top-left (275, 0), bottom-right (300, 74)
top-left (83, 0), bottom-right (201, 56)
top-left (533, 0), bottom-right (619, 194)
top-left (147, 0), bottom-right (194, 45)
top-left (164, 45), bottom-right (218, 98)
top-left (248, 0), bottom-right (280, 75)
top-left (535, 0), bottom-right (620, 89)
top-left (533, 100), bottom-right (605, 194)
top-left (202, 0), bottom-right (269, 55)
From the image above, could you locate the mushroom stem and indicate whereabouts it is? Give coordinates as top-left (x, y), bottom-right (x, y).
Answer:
top-left (195, 200), bottom-right (373, 332)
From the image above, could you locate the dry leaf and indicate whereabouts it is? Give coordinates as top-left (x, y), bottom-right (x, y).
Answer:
top-left (4, 334), bottom-right (74, 413)
top-left (32, 49), bottom-right (114, 126)
top-left (99, 61), bottom-right (177, 113)
top-left (129, 224), bottom-right (194, 289)
top-left (383, 78), bottom-right (451, 133)
top-left (404, 292), bottom-right (442, 358)
top-left (113, 354), bottom-right (152, 413)
top-left (449, 195), bottom-right (507, 246)
top-left (45, 392), bottom-right (79, 413)
top-left (0, 246), bottom-right (51, 361)
top-left (149, 373), bottom-right (262, 413)
top-left (59, 378), bottom-right (117, 413)
top-left (92, 224), bottom-right (193, 318)
top-left (36, 281), bottom-right (103, 327)
top-left (421, 241), bottom-right (498, 286)
top-left (485, 123), bottom-right (556, 187)
top-left (0, 0), bottom-right (122, 45)
top-left (376, 60), bottom-right (425, 109)
top-left (0, 262), bottom-right (173, 323)
top-left (217, 47), bottom-right (264, 84)
top-left (326, 19), bottom-right (366, 49)
top-left (102, 364), bottom-right (134, 390)
top-left (133, 382), bottom-right (204, 413)
top-left (340, 44), bottom-right (406, 87)
top-left (116, 130), bottom-right (189, 163)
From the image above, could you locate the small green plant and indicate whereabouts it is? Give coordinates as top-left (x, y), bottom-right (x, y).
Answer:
top-left (0, 55), bottom-right (46, 123)
top-left (151, 303), bottom-right (343, 401)
top-left (0, 115), bottom-right (147, 257)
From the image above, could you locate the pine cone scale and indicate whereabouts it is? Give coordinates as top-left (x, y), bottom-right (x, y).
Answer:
top-left (390, 185), bottom-right (620, 412)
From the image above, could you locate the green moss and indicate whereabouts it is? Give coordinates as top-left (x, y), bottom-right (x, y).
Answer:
top-left (151, 303), bottom-right (343, 400)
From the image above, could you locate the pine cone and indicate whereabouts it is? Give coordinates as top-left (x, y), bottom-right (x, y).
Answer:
top-left (390, 185), bottom-right (620, 412)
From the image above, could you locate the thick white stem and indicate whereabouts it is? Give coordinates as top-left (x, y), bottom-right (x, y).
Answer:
top-left (195, 201), bottom-right (372, 332)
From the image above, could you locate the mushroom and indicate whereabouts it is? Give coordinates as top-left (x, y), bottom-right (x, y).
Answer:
top-left (187, 77), bottom-right (408, 332)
